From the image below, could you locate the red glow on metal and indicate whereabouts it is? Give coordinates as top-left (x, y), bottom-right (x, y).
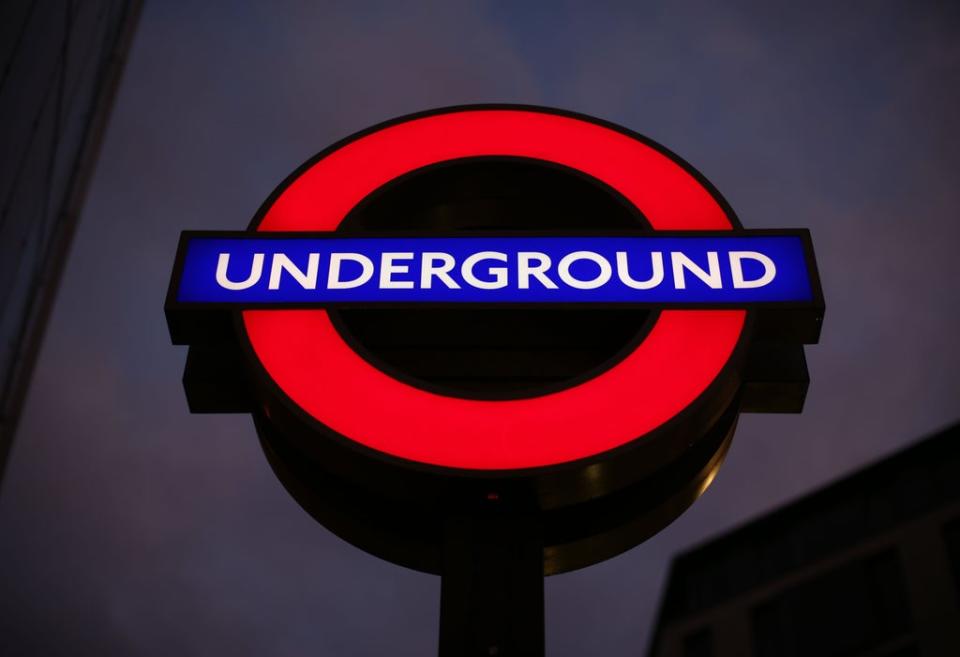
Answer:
top-left (243, 109), bottom-right (746, 470)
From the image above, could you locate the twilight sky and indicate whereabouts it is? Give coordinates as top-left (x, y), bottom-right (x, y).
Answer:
top-left (2, 1), bottom-right (959, 655)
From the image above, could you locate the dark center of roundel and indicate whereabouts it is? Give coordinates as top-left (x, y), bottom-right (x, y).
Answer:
top-left (330, 157), bottom-right (656, 400)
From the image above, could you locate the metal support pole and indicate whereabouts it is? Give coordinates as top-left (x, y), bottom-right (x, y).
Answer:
top-left (439, 510), bottom-right (545, 657)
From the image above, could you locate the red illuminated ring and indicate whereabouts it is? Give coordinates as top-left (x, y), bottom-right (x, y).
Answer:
top-left (243, 108), bottom-right (746, 470)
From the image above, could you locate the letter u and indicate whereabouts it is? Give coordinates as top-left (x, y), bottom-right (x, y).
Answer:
top-left (216, 253), bottom-right (264, 290)
top-left (617, 251), bottom-right (664, 289)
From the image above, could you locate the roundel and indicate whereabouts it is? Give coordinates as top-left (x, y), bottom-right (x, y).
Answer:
top-left (241, 108), bottom-right (746, 471)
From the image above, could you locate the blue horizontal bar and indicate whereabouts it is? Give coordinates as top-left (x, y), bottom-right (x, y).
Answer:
top-left (175, 234), bottom-right (815, 305)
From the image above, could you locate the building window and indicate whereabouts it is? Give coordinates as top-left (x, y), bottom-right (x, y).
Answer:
top-left (682, 626), bottom-right (713, 657)
top-left (944, 516), bottom-right (960, 602)
top-left (751, 549), bottom-right (912, 657)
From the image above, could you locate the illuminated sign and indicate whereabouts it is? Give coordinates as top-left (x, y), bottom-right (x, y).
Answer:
top-left (166, 106), bottom-right (823, 656)
top-left (171, 232), bottom-right (816, 304)
top-left (167, 106), bottom-right (822, 473)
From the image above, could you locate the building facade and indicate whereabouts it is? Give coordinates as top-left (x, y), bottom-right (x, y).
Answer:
top-left (648, 422), bottom-right (960, 657)
top-left (0, 0), bottom-right (141, 485)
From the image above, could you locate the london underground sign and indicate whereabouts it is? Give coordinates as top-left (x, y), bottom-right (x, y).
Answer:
top-left (166, 106), bottom-right (822, 655)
